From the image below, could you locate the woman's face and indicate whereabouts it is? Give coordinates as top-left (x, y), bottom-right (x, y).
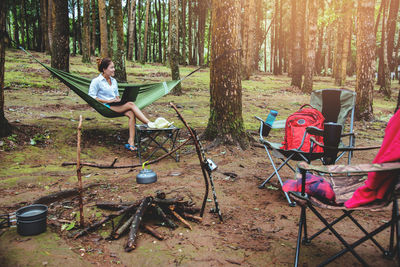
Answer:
top-left (103, 62), bottom-right (115, 77)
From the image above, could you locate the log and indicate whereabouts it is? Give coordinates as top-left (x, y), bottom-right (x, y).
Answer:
top-left (107, 211), bottom-right (134, 240)
top-left (33, 183), bottom-right (100, 205)
top-left (125, 197), bottom-right (153, 252)
top-left (153, 204), bottom-right (178, 229)
top-left (179, 206), bottom-right (201, 214)
top-left (113, 213), bottom-right (135, 240)
top-left (169, 206), bottom-right (192, 230)
top-left (74, 200), bottom-right (141, 238)
top-left (96, 201), bottom-right (135, 211)
top-left (142, 224), bottom-right (164, 240)
top-left (182, 213), bottom-right (202, 223)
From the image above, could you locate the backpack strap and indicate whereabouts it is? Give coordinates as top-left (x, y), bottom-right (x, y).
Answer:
top-left (299, 104), bottom-right (315, 110)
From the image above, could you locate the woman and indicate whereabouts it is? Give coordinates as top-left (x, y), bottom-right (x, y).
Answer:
top-left (89, 58), bottom-right (152, 151)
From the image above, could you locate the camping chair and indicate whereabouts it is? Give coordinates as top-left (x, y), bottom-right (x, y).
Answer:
top-left (256, 88), bottom-right (356, 206)
top-left (289, 161), bottom-right (400, 266)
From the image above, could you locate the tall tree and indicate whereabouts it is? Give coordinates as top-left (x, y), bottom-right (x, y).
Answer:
top-left (47, 0), bottom-right (54, 54)
top-left (355, 0), bottom-right (376, 120)
top-left (110, 0), bottom-right (127, 81)
top-left (98, 0), bottom-right (109, 58)
top-left (302, 0), bottom-right (318, 93)
top-left (181, 0), bottom-right (187, 64)
top-left (379, 0), bottom-right (391, 98)
top-left (291, 0), bottom-right (304, 88)
top-left (91, 0), bottom-right (97, 55)
top-left (387, 0), bottom-right (399, 72)
top-left (204, 0), bottom-right (248, 148)
top-left (0, 0), bottom-right (12, 137)
top-left (127, 0), bottom-right (137, 61)
top-left (169, 0), bottom-right (182, 94)
top-left (82, 0), bottom-right (91, 62)
top-left (142, 0), bottom-right (150, 63)
top-left (242, 0), bottom-right (257, 79)
top-left (51, 0), bottom-right (69, 71)
top-left (197, 0), bottom-right (207, 66)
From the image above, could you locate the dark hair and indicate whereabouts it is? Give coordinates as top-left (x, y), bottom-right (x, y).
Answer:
top-left (97, 57), bottom-right (113, 73)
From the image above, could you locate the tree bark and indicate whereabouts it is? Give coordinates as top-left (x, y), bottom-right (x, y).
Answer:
top-left (12, 1), bottom-right (20, 46)
top-left (91, 0), bottom-right (97, 56)
top-left (181, 0), bottom-right (187, 65)
top-left (302, 0), bottom-right (318, 93)
top-left (98, 0), bottom-right (109, 58)
top-left (0, 0), bottom-right (12, 137)
top-left (51, 0), bottom-right (69, 72)
top-left (127, 0), bottom-right (137, 61)
top-left (142, 0), bottom-right (150, 63)
top-left (47, 0), bottom-right (54, 55)
top-left (110, 0), bottom-right (127, 81)
top-left (169, 0), bottom-right (182, 94)
top-left (82, 0), bottom-right (91, 63)
top-left (197, 0), bottom-right (207, 66)
top-left (290, 0), bottom-right (303, 88)
top-left (204, 0), bottom-right (248, 148)
top-left (157, 0), bottom-right (162, 63)
top-left (355, 0), bottom-right (376, 121)
top-left (387, 0), bottom-right (399, 72)
top-left (379, 0), bottom-right (391, 98)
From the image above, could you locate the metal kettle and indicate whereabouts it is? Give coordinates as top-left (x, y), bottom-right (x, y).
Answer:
top-left (136, 162), bottom-right (157, 184)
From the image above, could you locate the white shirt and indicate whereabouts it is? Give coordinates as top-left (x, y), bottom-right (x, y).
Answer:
top-left (88, 74), bottom-right (119, 100)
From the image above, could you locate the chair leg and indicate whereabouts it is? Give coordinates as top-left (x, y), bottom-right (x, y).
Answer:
top-left (294, 206), bottom-right (306, 267)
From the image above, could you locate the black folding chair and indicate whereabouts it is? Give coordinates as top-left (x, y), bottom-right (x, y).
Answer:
top-left (256, 89), bottom-right (356, 206)
top-left (290, 161), bottom-right (400, 266)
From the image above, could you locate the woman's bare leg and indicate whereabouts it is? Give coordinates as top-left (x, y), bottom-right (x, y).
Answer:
top-left (124, 110), bottom-right (136, 146)
top-left (110, 102), bottom-right (150, 124)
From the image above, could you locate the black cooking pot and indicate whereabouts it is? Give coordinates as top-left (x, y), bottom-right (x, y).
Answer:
top-left (16, 204), bottom-right (48, 236)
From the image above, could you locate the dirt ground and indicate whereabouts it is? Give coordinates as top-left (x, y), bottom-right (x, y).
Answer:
top-left (1, 49), bottom-right (399, 266)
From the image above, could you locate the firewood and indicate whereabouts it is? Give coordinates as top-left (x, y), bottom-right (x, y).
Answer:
top-left (142, 224), bottom-right (164, 240)
top-left (169, 206), bottom-right (192, 230)
top-left (179, 206), bottom-right (201, 214)
top-left (113, 214), bottom-right (135, 240)
top-left (96, 201), bottom-right (135, 211)
top-left (153, 204), bottom-right (178, 229)
top-left (125, 197), bottom-right (153, 252)
top-left (107, 211), bottom-right (134, 240)
top-left (74, 200), bottom-right (141, 239)
top-left (182, 213), bottom-right (203, 223)
top-left (153, 197), bottom-right (185, 205)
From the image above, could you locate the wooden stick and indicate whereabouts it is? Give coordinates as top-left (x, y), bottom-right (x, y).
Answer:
top-left (96, 201), bottom-right (135, 211)
top-left (107, 211), bottom-right (133, 240)
top-left (182, 213), bottom-right (202, 223)
top-left (33, 183), bottom-right (100, 205)
top-left (62, 137), bottom-right (192, 169)
top-left (142, 224), bottom-right (164, 240)
top-left (153, 204), bottom-right (178, 229)
top-left (179, 206), bottom-right (201, 214)
top-left (113, 213), bottom-right (136, 240)
top-left (169, 206), bottom-right (192, 230)
top-left (125, 197), bottom-right (153, 252)
top-left (76, 115), bottom-right (84, 227)
top-left (74, 200), bottom-right (141, 238)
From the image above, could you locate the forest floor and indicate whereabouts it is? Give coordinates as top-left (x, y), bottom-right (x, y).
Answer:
top-left (0, 49), bottom-right (399, 266)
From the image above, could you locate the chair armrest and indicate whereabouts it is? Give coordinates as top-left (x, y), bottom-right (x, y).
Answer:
top-left (309, 136), bottom-right (380, 151)
top-left (306, 126), bottom-right (355, 138)
top-left (298, 161), bottom-right (400, 174)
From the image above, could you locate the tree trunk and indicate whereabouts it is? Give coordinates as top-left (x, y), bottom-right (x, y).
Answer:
top-left (51, 0), bottom-right (69, 72)
top-left (355, 0), bottom-right (376, 121)
top-left (71, 0), bottom-right (77, 56)
top-left (142, 0), bottom-right (150, 64)
top-left (302, 0), bottom-right (317, 93)
top-left (47, 0), bottom-right (54, 55)
top-left (98, 0), bottom-right (109, 58)
top-left (169, 0), bottom-right (182, 94)
top-left (162, 0), bottom-right (166, 63)
top-left (127, 0), bottom-right (137, 61)
top-left (188, 0), bottom-right (193, 65)
top-left (157, 0), bottom-right (162, 63)
top-left (387, 0), bottom-right (399, 72)
top-left (379, 0), bottom-right (392, 98)
top-left (204, 0), bottom-right (248, 149)
top-left (110, 0), bottom-right (127, 82)
top-left (290, 0), bottom-right (303, 88)
top-left (181, 0), bottom-right (186, 65)
top-left (137, 0), bottom-right (142, 61)
top-left (77, 0), bottom-right (82, 54)
top-left (315, 1), bottom-right (325, 75)
top-left (91, 0), bottom-right (97, 56)
top-left (0, 0), bottom-right (12, 137)
top-left (82, 0), bottom-right (91, 63)
top-left (12, 1), bottom-right (20, 46)
top-left (197, 0), bottom-right (206, 66)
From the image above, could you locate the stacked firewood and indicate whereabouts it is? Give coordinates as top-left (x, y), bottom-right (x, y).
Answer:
top-left (74, 192), bottom-right (202, 252)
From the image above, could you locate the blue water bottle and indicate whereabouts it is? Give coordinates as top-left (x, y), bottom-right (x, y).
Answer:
top-left (261, 110), bottom-right (278, 137)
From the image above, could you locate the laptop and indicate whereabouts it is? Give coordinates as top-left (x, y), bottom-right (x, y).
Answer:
top-left (108, 86), bottom-right (139, 106)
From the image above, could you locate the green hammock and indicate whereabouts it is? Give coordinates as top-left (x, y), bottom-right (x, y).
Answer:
top-left (21, 48), bottom-right (183, 118)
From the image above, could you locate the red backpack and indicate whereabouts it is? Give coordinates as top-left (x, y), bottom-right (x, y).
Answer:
top-left (281, 104), bottom-right (325, 152)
